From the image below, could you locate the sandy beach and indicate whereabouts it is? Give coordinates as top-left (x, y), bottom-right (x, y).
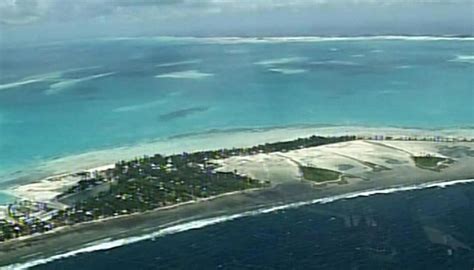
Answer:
top-left (1, 126), bottom-right (474, 267)
top-left (3, 125), bottom-right (474, 202)
top-left (2, 176), bottom-right (474, 267)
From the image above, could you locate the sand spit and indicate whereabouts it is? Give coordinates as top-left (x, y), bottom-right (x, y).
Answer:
top-left (215, 140), bottom-right (474, 186)
top-left (1, 132), bottom-right (474, 267)
top-left (4, 126), bottom-right (474, 202)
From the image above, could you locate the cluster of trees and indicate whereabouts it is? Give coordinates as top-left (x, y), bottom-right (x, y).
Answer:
top-left (0, 135), bottom-right (355, 241)
top-left (0, 219), bottom-right (52, 241)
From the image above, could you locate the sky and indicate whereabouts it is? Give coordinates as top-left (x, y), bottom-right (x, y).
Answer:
top-left (0, 0), bottom-right (473, 44)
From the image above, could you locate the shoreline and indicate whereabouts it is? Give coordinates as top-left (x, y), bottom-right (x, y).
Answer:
top-left (2, 178), bottom-right (474, 268)
top-left (2, 187), bottom-right (263, 246)
top-left (1, 128), bottom-right (474, 267)
top-left (3, 125), bottom-right (474, 203)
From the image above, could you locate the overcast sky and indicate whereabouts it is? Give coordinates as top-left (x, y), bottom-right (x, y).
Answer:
top-left (0, 0), bottom-right (473, 44)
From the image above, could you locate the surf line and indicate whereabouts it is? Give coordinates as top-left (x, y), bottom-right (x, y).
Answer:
top-left (4, 178), bottom-right (474, 270)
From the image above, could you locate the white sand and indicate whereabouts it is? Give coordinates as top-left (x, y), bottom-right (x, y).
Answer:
top-left (35, 126), bottom-right (474, 176)
top-left (216, 140), bottom-right (474, 185)
top-left (11, 175), bottom-right (82, 202)
top-left (9, 164), bottom-right (116, 202)
top-left (85, 164), bottom-right (115, 173)
top-left (6, 126), bottom-right (474, 202)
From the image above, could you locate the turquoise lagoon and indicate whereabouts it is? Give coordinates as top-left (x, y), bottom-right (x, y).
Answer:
top-left (0, 37), bottom-right (473, 198)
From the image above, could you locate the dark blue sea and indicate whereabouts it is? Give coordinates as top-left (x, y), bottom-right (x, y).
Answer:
top-left (33, 183), bottom-right (474, 270)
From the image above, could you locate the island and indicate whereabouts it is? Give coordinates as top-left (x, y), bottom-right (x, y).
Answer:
top-left (0, 135), bottom-right (354, 241)
top-left (1, 130), bottom-right (474, 267)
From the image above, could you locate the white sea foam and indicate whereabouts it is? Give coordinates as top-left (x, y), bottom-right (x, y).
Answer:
top-left (255, 57), bottom-right (307, 66)
top-left (0, 79), bottom-right (43, 91)
top-left (450, 55), bottom-right (474, 64)
top-left (100, 36), bottom-right (474, 45)
top-left (378, 90), bottom-right (400, 95)
top-left (25, 66), bottom-right (102, 81)
top-left (154, 70), bottom-right (214, 79)
top-left (0, 71), bottom-right (64, 91)
top-left (396, 65), bottom-right (413, 69)
top-left (226, 49), bottom-right (247, 54)
top-left (156, 60), bottom-right (202, 68)
top-left (311, 60), bottom-right (359, 66)
top-left (45, 72), bottom-right (115, 95)
top-left (0, 66), bottom-right (103, 92)
top-left (268, 68), bottom-right (307, 75)
top-left (5, 178), bottom-right (474, 270)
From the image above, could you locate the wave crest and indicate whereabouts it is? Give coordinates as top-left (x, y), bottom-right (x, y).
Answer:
top-left (100, 36), bottom-right (474, 45)
top-left (154, 70), bottom-right (214, 79)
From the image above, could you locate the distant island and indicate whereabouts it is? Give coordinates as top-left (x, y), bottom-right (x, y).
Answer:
top-left (1, 130), bottom-right (473, 266)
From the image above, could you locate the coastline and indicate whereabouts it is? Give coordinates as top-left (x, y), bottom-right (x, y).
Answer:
top-left (1, 187), bottom-right (263, 246)
top-left (2, 177), bottom-right (474, 268)
top-left (8, 165), bottom-right (117, 203)
top-left (3, 124), bottom-right (474, 202)
top-left (1, 32), bottom-right (473, 269)
top-left (0, 127), bottom-right (474, 269)
top-left (0, 127), bottom-right (474, 268)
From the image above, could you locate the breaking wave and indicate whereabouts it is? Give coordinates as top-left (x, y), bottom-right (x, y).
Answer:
top-left (255, 57), bottom-right (308, 66)
top-left (0, 66), bottom-right (102, 92)
top-left (154, 70), bottom-right (214, 79)
top-left (268, 68), bottom-right (307, 75)
top-left (99, 36), bottom-right (474, 44)
top-left (155, 60), bottom-right (202, 68)
top-left (450, 55), bottom-right (474, 64)
top-left (3, 178), bottom-right (474, 270)
top-left (45, 72), bottom-right (115, 95)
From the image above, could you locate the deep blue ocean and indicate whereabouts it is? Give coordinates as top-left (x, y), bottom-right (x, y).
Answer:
top-left (32, 181), bottom-right (474, 270)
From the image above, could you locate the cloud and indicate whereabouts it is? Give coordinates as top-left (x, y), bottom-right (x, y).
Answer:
top-left (0, 0), bottom-right (471, 25)
top-left (0, 0), bottom-right (201, 25)
top-left (0, 0), bottom-right (52, 25)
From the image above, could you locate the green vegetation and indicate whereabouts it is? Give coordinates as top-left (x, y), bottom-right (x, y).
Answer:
top-left (300, 166), bottom-right (341, 183)
top-left (51, 135), bottom-right (355, 224)
top-left (412, 156), bottom-right (447, 170)
top-left (53, 163), bottom-right (264, 224)
top-left (0, 135), bottom-right (355, 242)
top-left (0, 219), bottom-right (52, 241)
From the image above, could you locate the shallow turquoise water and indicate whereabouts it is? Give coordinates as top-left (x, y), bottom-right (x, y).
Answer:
top-left (0, 192), bottom-right (15, 204)
top-left (0, 37), bottom-right (473, 183)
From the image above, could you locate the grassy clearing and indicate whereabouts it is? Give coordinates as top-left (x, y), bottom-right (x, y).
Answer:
top-left (412, 156), bottom-right (447, 169)
top-left (300, 166), bottom-right (341, 183)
